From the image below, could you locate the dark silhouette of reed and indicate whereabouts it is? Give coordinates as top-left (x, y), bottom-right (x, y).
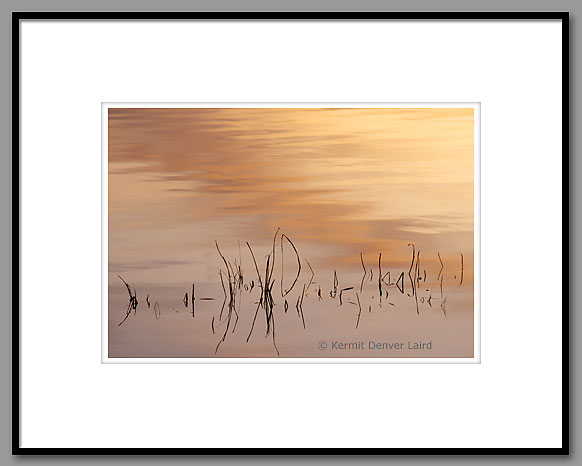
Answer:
top-left (245, 229), bottom-right (280, 356)
top-left (459, 253), bottom-right (464, 286)
top-left (396, 272), bottom-right (404, 294)
top-left (339, 287), bottom-right (353, 306)
top-left (117, 275), bottom-right (138, 326)
top-left (382, 270), bottom-right (392, 287)
top-left (405, 244), bottom-right (421, 314)
top-left (305, 260), bottom-right (315, 296)
top-left (296, 283), bottom-right (306, 329)
top-left (214, 240), bottom-right (240, 354)
top-left (281, 233), bottom-right (301, 297)
top-left (355, 293), bottom-right (362, 329)
top-left (330, 270), bottom-right (338, 298)
top-left (437, 252), bottom-right (444, 281)
top-left (113, 230), bottom-right (469, 356)
top-left (407, 243), bottom-right (416, 295)
top-left (360, 253), bottom-right (366, 293)
top-left (378, 253), bottom-right (383, 303)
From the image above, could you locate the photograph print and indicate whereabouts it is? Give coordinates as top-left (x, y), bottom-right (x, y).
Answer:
top-left (106, 105), bottom-right (477, 360)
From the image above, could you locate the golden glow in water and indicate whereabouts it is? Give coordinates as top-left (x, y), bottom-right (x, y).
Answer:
top-left (108, 108), bottom-right (474, 358)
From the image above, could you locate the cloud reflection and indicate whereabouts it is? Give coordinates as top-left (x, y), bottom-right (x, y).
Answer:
top-left (108, 108), bottom-right (474, 280)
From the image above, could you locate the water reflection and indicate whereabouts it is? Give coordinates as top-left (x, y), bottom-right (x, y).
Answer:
top-left (108, 108), bottom-right (474, 358)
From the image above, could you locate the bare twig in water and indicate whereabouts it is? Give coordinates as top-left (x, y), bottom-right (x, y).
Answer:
top-left (183, 292), bottom-right (188, 308)
top-left (245, 238), bottom-right (279, 355)
top-left (330, 270), bottom-right (339, 298)
top-left (270, 312), bottom-right (280, 356)
top-left (247, 301), bottom-right (261, 343)
top-left (355, 293), bottom-right (362, 329)
top-left (360, 253), bottom-right (366, 293)
top-left (382, 271), bottom-right (391, 286)
top-left (459, 253), bottom-right (464, 286)
top-left (413, 250), bottom-right (420, 314)
top-left (231, 308), bottom-right (239, 334)
top-left (396, 272), bottom-right (405, 294)
top-left (215, 242), bottom-right (231, 280)
top-left (146, 294), bottom-right (150, 308)
top-left (407, 244), bottom-right (416, 295)
top-left (218, 270), bottom-right (227, 320)
top-left (263, 255), bottom-right (273, 334)
top-left (154, 301), bottom-right (161, 320)
top-left (214, 241), bottom-right (239, 354)
top-left (246, 242), bottom-right (263, 292)
top-left (339, 287), bottom-right (354, 306)
top-left (437, 252), bottom-right (444, 281)
top-left (378, 253), bottom-right (382, 302)
top-left (281, 233), bottom-right (301, 297)
top-left (305, 260), bottom-right (315, 295)
top-left (118, 275), bottom-right (132, 299)
top-left (296, 283), bottom-right (306, 329)
top-left (117, 275), bottom-right (138, 326)
top-left (268, 228), bottom-right (280, 286)
top-left (245, 242), bottom-right (263, 342)
top-left (236, 240), bottom-right (244, 289)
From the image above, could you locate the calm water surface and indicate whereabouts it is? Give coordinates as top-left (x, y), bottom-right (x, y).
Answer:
top-left (108, 108), bottom-right (474, 358)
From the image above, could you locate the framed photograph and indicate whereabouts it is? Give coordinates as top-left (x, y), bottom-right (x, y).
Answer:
top-left (14, 12), bottom-right (568, 454)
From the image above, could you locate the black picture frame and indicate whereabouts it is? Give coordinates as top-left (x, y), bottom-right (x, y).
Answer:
top-left (11, 11), bottom-right (570, 456)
